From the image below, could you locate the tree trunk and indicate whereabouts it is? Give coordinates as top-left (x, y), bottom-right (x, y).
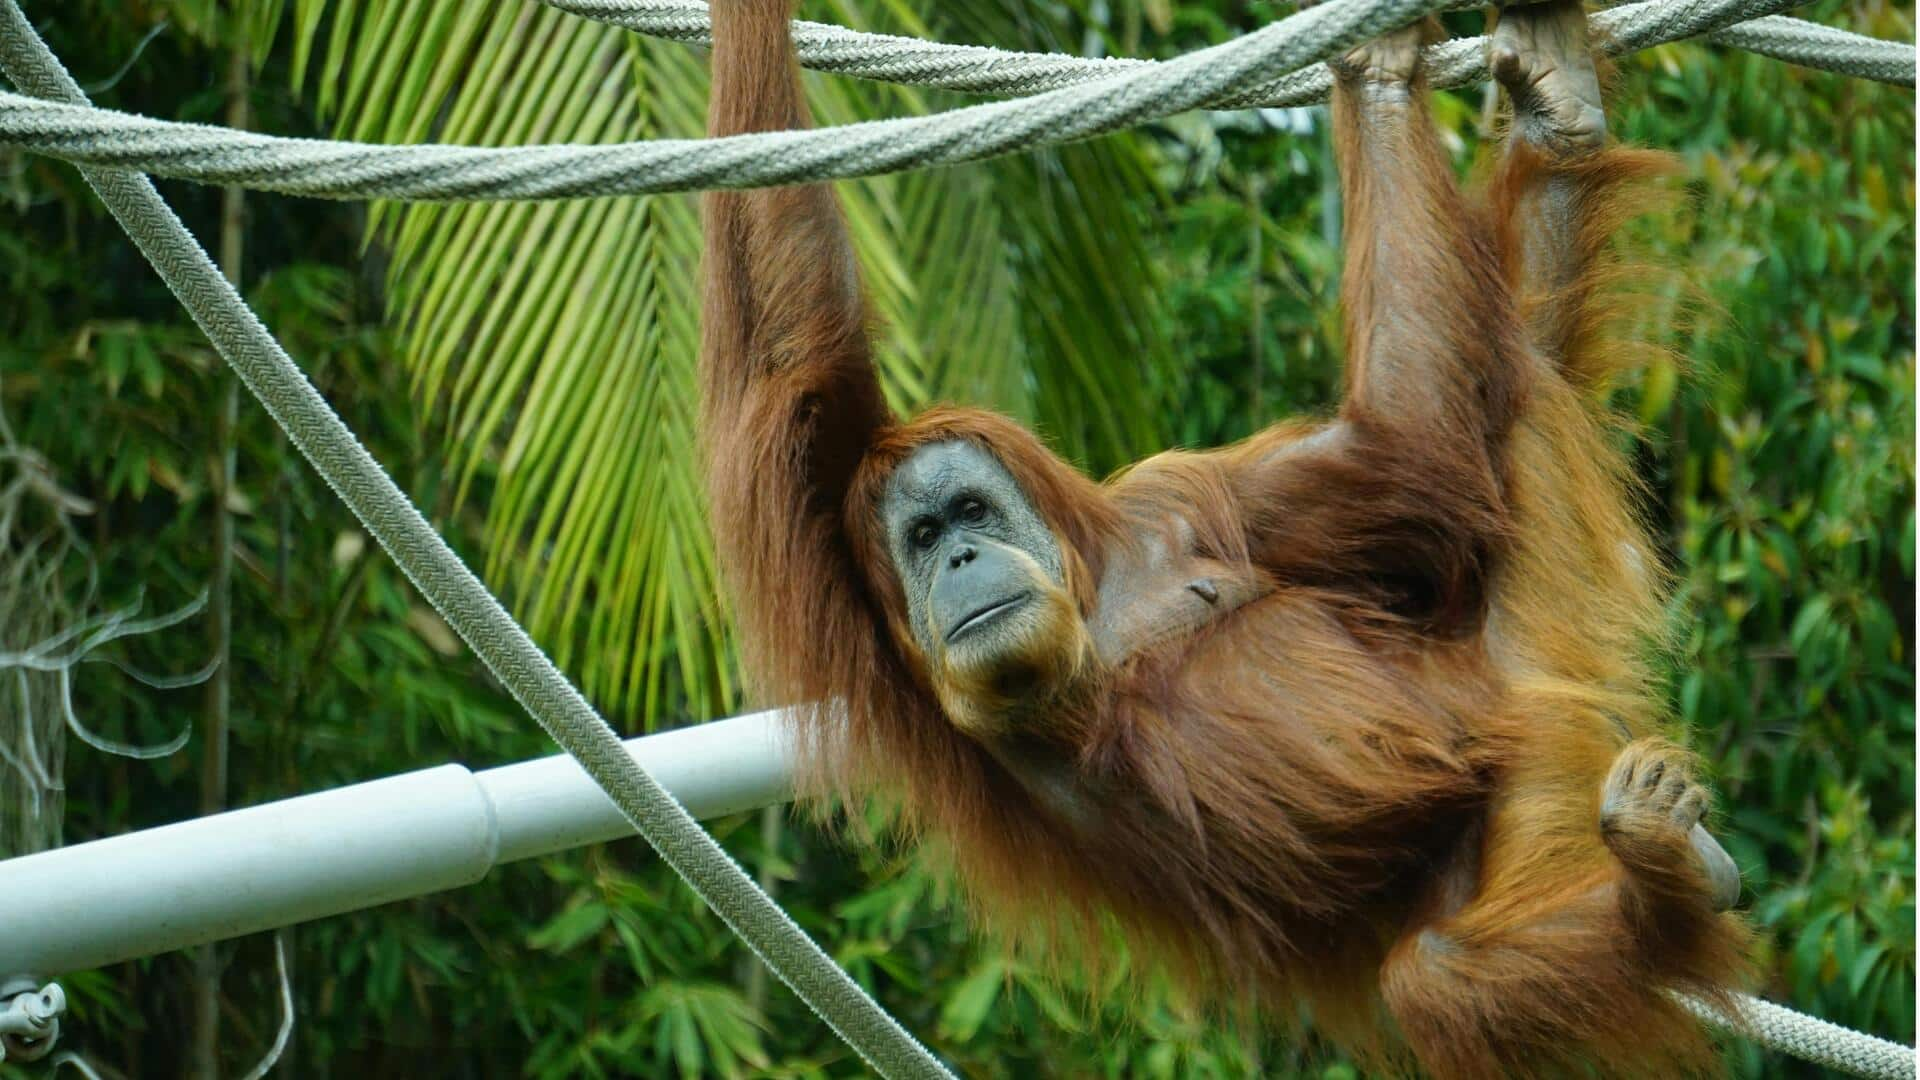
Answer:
top-left (189, 39), bottom-right (248, 1080)
top-left (742, 804), bottom-right (784, 1014)
top-left (1247, 173), bottom-right (1264, 426)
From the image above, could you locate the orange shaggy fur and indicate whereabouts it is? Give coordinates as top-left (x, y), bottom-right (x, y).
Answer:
top-left (699, 2), bottom-right (1749, 1075)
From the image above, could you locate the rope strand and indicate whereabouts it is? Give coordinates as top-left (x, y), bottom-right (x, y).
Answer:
top-left (540, 0), bottom-right (1915, 92)
top-left (1680, 992), bottom-right (1917, 1080)
top-left (0, 0), bottom-right (1903, 203)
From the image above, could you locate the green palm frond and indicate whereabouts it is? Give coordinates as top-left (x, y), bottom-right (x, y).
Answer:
top-left (293, 3), bottom-right (733, 725)
top-left (825, 0), bottom-right (1180, 470)
top-left (291, 0), bottom-right (1177, 726)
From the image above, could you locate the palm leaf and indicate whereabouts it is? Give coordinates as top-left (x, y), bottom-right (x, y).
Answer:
top-left (291, 3), bottom-right (735, 724)
top-left (290, 0), bottom-right (1177, 726)
top-left (823, 0), bottom-right (1179, 470)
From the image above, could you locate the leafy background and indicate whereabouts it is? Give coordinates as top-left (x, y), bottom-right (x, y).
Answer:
top-left (0, 0), bottom-right (1911, 1076)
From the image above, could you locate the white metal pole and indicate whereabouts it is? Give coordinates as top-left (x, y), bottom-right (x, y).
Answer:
top-left (0, 710), bottom-right (794, 977)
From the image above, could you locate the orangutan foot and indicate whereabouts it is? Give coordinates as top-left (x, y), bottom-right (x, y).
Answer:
top-left (1491, 0), bottom-right (1606, 153)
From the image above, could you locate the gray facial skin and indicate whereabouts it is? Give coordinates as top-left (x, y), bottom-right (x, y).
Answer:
top-left (882, 441), bottom-right (1065, 660)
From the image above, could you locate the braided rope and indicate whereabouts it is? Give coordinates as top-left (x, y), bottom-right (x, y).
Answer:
top-left (0, 0), bottom-right (1883, 203)
top-left (0, 5), bottom-right (954, 1078)
top-left (1681, 993), bottom-right (1918, 1080)
top-left (542, 0), bottom-right (1915, 92)
top-left (1704, 14), bottom-right (1917, 82)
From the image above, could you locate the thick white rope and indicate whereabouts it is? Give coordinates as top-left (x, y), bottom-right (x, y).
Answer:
top-left (0, 5), bottom-right (954, 1078)
top-left (541, 0), bottom-right (1915, 91)
top-left (1702, 13), bottom-right (1917, 82)
top-left (0, 0), bottom-right (1876, 203)
top-left (1682, 992), bottom-right (1918, 1080)
top-left (541, 0), bottom-right (1477, 104)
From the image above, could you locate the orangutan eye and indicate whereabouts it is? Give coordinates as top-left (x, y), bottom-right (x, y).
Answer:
top-left (910, 521), bottom-right (939, 549)
top-left (957, 496), bottom-right (988, 524)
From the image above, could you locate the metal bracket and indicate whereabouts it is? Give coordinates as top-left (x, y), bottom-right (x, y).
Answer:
top-left (0, 978), bottom-right (64, 1062)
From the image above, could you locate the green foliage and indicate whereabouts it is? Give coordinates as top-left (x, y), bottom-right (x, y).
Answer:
top-left (0, 0), bottom-right (1909, 1076)
top-left (1604, 0), bottom-right (1916, 1055)
top-left (280, 0), bottom-right (1179, 723)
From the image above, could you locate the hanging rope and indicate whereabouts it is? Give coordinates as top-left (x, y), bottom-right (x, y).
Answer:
top-left (1681, 992), bottom-right (1918, 1080)
top-left (1702, 13), bottom-right (1917, 82)
top-left (0, 6), bottom-right (953, 1079)
top-left (538, 0), bottom-right (1915, 92)
top-left (0, 0), bottom-right (1893, 203)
